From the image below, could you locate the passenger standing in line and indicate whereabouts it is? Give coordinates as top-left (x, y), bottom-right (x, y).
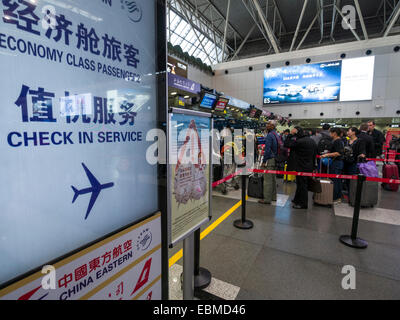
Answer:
top-left (284, 126), bottom-right (318, 209)
top-left (259, 121), bottom-right (278, 205)
top-left (368, 121), bottom-right (385, 158)
top-left (282, 129), bottom-right (290, 142)
top-left (314, 123), bottom-right (331, 147)
top-left (320, 127), bottom-right (345, 203)
top-left (358, 123), bottom-right (376, 158)
top-left (310, 128), bottom-right (319, 145)
top-left (343, 127), bottom-right (366, 192)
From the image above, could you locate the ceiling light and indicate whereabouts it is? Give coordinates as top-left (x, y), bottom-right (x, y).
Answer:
top-left (171, 92), bottom-right (177, 96)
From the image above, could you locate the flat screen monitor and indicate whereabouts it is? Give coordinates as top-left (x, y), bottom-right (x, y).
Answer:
top-left (200, 93), bottom-right (217, 109)
top-left (214, 98), bottom-right (229, 111)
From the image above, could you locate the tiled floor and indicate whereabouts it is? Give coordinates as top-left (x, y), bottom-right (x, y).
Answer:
top-left (169, 178), bottom-right (400, 300)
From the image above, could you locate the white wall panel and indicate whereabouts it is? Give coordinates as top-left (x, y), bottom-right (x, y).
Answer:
top-left (214, 51), bottom-right (400, 119)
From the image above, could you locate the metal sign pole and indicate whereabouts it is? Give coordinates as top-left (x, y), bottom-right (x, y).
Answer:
top-left (183, 232), bottom-right (195, 300)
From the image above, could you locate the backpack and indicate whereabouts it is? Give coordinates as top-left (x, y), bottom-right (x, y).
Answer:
top-left (317, 134), bottom-right (333, 155)
top-left (271, 131), bottom-right (289, 163)
top-left (342, 145), bottom-right (354, 163)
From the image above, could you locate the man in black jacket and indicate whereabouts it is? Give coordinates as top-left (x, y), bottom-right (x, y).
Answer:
top-left (284, 126), bottom-right (318, 209)
top-left (358, 123), bottom-right (376, 158)
top-left (368, 121), bottom-right (385, 157)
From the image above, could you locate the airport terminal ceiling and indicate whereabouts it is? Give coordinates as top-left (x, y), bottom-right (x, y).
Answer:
top-left (170, 0), bottom-right (400, 63)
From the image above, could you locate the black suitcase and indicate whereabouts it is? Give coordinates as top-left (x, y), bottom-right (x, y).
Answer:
top-left (349, 180), bottom-right (379, 208)
top-left (213, 164), bottom-right (223, 183)
top-left (248, 174), bottom-right (264, 199)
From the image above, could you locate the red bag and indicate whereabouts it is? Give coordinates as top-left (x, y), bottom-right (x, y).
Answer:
top-left (382, 164), bottom-right (399, 192)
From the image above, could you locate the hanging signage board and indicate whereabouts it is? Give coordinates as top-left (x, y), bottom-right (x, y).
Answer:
top-left (168, 73), bottom-right (201, 95)
top-left (168, 108), bottom-right (212, 246)
top-left (0, 213), bottom-right (161, 300)
top-left (0, 0), bottom-right (162, 289)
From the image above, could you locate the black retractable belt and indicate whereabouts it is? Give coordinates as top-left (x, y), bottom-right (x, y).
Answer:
top-left (339, 174), bottom-right (368, 249)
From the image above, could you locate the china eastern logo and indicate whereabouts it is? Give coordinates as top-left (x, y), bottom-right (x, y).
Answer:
top-left (136, 228), bottom-right (152, 251)
top-left (121, 0), bottom-right (143, 23)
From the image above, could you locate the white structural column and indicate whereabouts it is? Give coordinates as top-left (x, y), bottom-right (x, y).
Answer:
top-left (290, 0), bottom-right (308, 51)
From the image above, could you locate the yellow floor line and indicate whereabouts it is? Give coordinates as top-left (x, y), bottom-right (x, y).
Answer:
top-left (168, 196), bottom-right (247, 268)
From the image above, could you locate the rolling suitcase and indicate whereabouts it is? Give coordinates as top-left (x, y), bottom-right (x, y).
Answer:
top-left (247, 175), bottom-right (264, 199)
top-left (382, 164), bottom-right (399, 192)
top-left (248, 154), bottom-right (264, 199)
top-left (313, 163), bottom-right (334, 207)
top-left (349, 180), bottom-right (379, 208)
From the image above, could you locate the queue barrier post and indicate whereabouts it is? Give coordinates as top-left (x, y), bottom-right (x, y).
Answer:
top-left (234, 172), bottom-right (254, 230)
top-left (339, 174), bottom-right (368, 249)
top-left (193, 228), bottom-right (212, 290)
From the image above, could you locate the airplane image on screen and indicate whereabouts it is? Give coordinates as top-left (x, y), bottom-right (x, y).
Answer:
top-left (71, 163), bottom-right (114, 220)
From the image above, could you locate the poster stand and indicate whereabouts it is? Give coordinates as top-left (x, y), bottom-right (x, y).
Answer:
top-left (167, 108), bottom-right (213, 300)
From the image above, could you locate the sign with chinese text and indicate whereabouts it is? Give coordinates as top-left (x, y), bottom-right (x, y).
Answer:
top-left (168, 73), bottom-right (200, 95)
top-left (0, 0), bottom-right (159, 285)
top-left (168, 110), bottom-right (211, 245)
top-left (0, 213), bottom-right (161, 300)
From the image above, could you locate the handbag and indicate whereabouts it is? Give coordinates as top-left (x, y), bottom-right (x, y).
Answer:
top-left (308, 177), bottom-right (322, 193)
top-left (358, 161), bottom-right (379, 178)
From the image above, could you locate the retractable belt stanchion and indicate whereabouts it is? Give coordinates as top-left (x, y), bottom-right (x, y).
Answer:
top-left (234, 172), bottom-right (254, 229)
top-left (339, 174), bottom-right (368, 249)
top-left (193, 228), bottom-right (212, 289)
top-left (183, 232), bottom-right (195, 300)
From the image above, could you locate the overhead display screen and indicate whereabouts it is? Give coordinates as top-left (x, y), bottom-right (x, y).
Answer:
top-left (0, 0), bottom-right (159, 286)
top-left (214, 98), bottom-right (229, 111)
top-left (263, 56), bottom-right (375, 105)
top-left (200, 93), bottom-right (217, 109)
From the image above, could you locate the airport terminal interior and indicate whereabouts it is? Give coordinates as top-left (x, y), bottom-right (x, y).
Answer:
top-left (1, 0), bottom-right (400, 302)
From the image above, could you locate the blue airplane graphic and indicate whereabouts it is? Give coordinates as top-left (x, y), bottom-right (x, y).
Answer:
top-left (71, 163), bottom-right (114, 220)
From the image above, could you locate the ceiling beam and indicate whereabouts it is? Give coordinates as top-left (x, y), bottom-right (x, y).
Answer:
top-left (383, 0), bottom-right (400, 36)
top-left (354, 0), bottom-right (369, 40)
top-left (251, 0), bottom-right (280, 53)
top-left (176, 0), bottom-right (214, 65)
top-left (230, 24), bottom-right (256, 61)
top-left (241, 0), bottom-right (273, 49)
top-left (202, 0), bottom-right (244, 40)
top-left (296, 9), bottom-right (320, 50)
top-left (222, 0), bottom-right (231, 61)
top-left (330, 0), bottom-right (340, 41)
top-left (290, 0), bottom-right (309, 51)
top-left (334, 4), bottom-right (361, 41)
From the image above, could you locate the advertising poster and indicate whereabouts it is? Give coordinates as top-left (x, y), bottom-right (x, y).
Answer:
top-left (0, 214), bottom-right (161, 300)
top-left (169, 111), bottom-right (211, 245)
top-left (0, 1), bottom-right (159, 286)
top-left (263, 61), bottom-right (342, 104)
